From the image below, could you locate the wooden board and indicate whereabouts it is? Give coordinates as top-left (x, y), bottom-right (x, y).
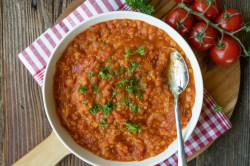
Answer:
top-left (8, 0), bottom-right (241, 165)
top-left (54, 0), bottom-right (240, 162)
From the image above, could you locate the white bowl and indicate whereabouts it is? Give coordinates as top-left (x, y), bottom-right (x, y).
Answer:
top-left (43, 11), bottom-right (203, 166)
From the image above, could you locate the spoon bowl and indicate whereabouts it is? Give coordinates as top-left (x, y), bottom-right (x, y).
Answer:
top-left (168, 50), bottom-right (190, 97)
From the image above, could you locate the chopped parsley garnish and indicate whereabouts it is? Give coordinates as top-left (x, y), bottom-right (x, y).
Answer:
top-left (89, 104), bottom-right (102, 114)
top-left (126, 121), bottom-right (141, 134)
top-left (128, 61), bottom-right (141, 75)
top-left (140, 82), bottom-right (147, 89)
top-left (127, 77), bottom-right (140, 94)
top-left (130, 103), bottom-right (142, 113)
top-left (115, 67), bottom-right (126, 75)
top-left (119, 67), bottom-right (126, 74)
top-left (88, 72), bottom-right (95, 78)
top-left (103, 102), bottom-right (114, 116)
top-left (137, 91), bottom-right (143, 100)
top-left (125, 49), bottom-right (133, 58)
top-left (112, 87), bottom-right (118, 97)
top-left (99, 118), bottom-right (110, 128)
top-left (102, 39), bottom-right (107, 46)
top-left (117, 79), bottom-right (129, 88)
top-left (213, 104), bottom-right (223, 112)
top-left (136, 45), bottom-right (145, 56)
top-left (108, 56), bottom-right (113, 62)
top-left (93, 84), bottom-right (100, 94)
top-left (112, 90), bottom-right (117, 97)
top-left (99, 66), bottom-right (113, 79)
top-left (78, 85), bottom-right (88, 93)
top-left (122, 97), bottom-right (142, 113)
top-left (82, 100), bottom-right (87, 105)
top-left (122, 97), bottom-right (131, 106)
top-left (125, 0), bottom-right (154, 15)
top-left (127, 78), bottom-right (143, 99)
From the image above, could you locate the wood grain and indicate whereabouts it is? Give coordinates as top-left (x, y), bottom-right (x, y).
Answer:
top-left (1, 0), bottom-right (249, 166)
top-left (13, 133), bottom-right (70, 166)
top-left (0, 0), bottom-right (4, 165)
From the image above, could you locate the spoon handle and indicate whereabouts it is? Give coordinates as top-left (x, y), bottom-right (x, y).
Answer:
top-left (174, 96), bottom-right (187, 166)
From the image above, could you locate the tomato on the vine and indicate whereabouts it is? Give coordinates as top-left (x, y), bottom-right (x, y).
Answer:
top-left (192, 0), bottom-right (222, 21)
top-left (165, 8), bottom-right (195, 36)
top-left (189, 22), bottom-right (218, 51)
top-left (210, 36), bottom-right (241, 66)
top-left (214, 8), bottom-right (243, 32)
top-left (175, 0), bottom-right (194, 4)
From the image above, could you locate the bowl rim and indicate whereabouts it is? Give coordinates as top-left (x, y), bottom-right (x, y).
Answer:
top-left (43, 11), bottom-right (203, 166)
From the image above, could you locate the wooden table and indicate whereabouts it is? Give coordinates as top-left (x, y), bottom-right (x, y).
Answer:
top-left (0, 0), bottom-right (249, 165)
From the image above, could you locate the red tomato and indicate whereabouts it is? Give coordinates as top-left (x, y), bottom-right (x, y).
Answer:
top-left (165, 8), bottom-right (195, 36)
top-left (214, 8), bottom-right (243, 32)
top-left (175, 0), bottom-right (194, 4)
top-left (189, 22), bottom-right (218, 51)
top-left (192, 0), bottom-right (222, 21)
top-left (210, 36), bottom-right (241, 66)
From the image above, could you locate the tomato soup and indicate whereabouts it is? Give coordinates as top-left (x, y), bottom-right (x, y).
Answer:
top-left (54, 19), bottom-right (195, 161)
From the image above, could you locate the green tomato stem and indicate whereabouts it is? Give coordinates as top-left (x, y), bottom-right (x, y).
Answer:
top-left (177, 3), bottom-right (249, 57)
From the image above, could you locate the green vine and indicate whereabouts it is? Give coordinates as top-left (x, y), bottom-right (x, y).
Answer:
top-left (125, 0), bottom-right (250, 57)
top-left (177, 2), bottom-right (250, 57)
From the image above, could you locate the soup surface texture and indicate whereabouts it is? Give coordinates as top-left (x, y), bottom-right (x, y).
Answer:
top-left (54, 19), bottom-right (195, 161)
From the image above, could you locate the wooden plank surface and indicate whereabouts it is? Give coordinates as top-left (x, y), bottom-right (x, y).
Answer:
top-left (0, 1), bottom-right (3, 165)
top-left (0, 0), bottom-right (249, 166)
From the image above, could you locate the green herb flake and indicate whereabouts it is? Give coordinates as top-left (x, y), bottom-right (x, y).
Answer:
top-left (119, 67), bottom-right (126, 74)
top-left (117, 79), bottom-right (129, 88)
top-left (125, 49), bottom-right (133, 58)
top-left (213, 104), bottom-right (223, 112)
top-left (93, 84), bottom-right (100, 94)
top-left (122, 97), bottom-right (131, 106)
top-left (108, 56), bottom-right (113, 62)
top-left (88, 72), bottom-right (95, 78)
top-left (126, 121), bottom-right (141, 134)
top-left (99, 66), bottom-right (114, 80)
top-left (118, 128), bottom-right (126, 132)
top-left (128, 61), bottom-right (141, 75)
top-left (122, 97), bottom-right (142, 113)
top-left (140, 82), bottom-right (147, 89)
top-left (89, 104), bottom-right (102, 114)
top-left (82, 100), bottom-right (87, 105)
top-left (127, 77), bottom-right (140, 94)
top-left (137, 91), bottom-right (143, 99)
top-left (99, 118), bottom-right (110, 128)
top-left (126, 77), bottom-right (143, 100)
top-left (123, 23), bottom-right (128, 26)
top-left (103, 102), bottom-right (114, 116)
top-left (102, 39), bottom-right (107, 46)
top-left (112, 90), bottom-right (118, 98)
top-left (125, 0), bottom-right (154, 15)
top-left (129, 103), bottom-right (141, 113)
top-left (136, 45), bottom-right (145, 56)
top-left (78, 85), bottom-right (88, 93)
top-left (112, 87), bottom-right (118, 98)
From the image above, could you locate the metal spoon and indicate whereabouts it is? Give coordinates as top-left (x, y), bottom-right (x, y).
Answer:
top-left (168, 50), bottom-right (189, 166)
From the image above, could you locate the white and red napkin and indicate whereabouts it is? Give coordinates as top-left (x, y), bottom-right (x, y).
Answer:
top-left (18, 0), bottom-right (232, 165)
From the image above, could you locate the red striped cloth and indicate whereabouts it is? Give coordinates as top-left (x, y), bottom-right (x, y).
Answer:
top-left (18, 0), bottom-right (232, 165)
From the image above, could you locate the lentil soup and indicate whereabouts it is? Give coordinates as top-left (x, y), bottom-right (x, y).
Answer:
top-left (54, 19), bottom-right (195, 161)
